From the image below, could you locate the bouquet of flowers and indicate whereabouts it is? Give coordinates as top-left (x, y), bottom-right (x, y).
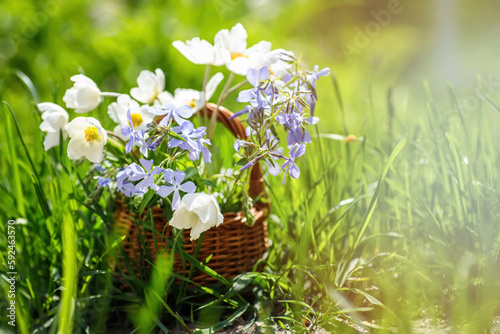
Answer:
top-left (38, 23), bottom-right (328, 249)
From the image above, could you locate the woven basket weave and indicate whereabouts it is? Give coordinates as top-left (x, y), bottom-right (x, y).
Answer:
top-left (113, 103), bottom-right (269, 286)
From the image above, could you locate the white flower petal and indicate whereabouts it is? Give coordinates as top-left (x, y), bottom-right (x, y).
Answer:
top-left (63, 87), bottom-right (78, 109)
top-left (215, 23), bottom-right (247, 54)
top-left (85, 140), bottom-right (105, 163)
top-left (130, 69), bottom-right (164, 104)
top-left (130, 87), bottom-right (151, 104)
top-left (70, 74), bottom-right (99, 90)
top-left (173, 38), bottom-right (217, 65)
top-left (38, 102), bottom-right (68, 116)
top-left (43, 132), bottom-right (61, 151)
top-left (67, 118), bottom-right (88, 138)
top-left (190, 220), bottom-right (212, 241)
top-left (66, 117), bottom-right (107, 163)
top-left (156, 91), bottom-right (175, 106)
top-left (113, 124), bottom-right (129, 140)
top-left (63, 75), bottom-right (101, 113)
top-left (108, 94), bottom-right (141, 125)
top-left (67, 137), bottom-right (88, 160)
top-left (169, 193), bottom-right (224, 241)
top-left (205, 72), bottom-right (224, 101)
top-left (227, 57), bottom-right (250, 76)
top-left (39, 109), bottom-right (68, 133)
top-left (75, 86), bottom-right (101, 113)
top-left (169, 202), bottom-right (197, 229)
top-left (139, 106), bottom-right (155, 125)
top-left (174, 88), bottom-right (200, 106)
top-left (155, 68), bottom-right (165, 92)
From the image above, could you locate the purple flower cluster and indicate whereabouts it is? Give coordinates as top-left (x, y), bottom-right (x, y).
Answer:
top-left (169, 121), bottom-right (212, 163)
top-left (116, 158), bottom-right (196, 210)
top-left (122, 110), bottom-right (148, 156)
top-left (233, 54), bottom-right (329, 183)
top-left (121, 104), bottom-right (212, 165)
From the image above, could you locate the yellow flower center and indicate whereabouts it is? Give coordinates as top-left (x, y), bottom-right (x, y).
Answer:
top-left (84, 126), bottom-right (99, 142)
top-left (129, 113), bottom-right (143, 128)
top-left (231, 52), bottom-right (248, 61)
top-left (345, 134), bottom-right (357, 143)
top-left (188, 99), bottom-right (196, 109)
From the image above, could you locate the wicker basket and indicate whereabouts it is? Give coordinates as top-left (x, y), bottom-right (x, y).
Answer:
top-left (113, 103), bottom-right (269, 286)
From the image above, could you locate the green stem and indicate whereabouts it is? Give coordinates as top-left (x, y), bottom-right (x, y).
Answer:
top-left (208, 72), bottom-right (234, 139)
top-left (201, 64), bottom-right (211, 127)
top-left (223, 170), bottom-right (244, 211)
top-left (221, 79), bottom-right (249, 102)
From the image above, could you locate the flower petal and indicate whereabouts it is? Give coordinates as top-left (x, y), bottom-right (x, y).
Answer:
top-left (169, 202), bottom-right (197, 229)
top-left (85, 140), bottom-right (105, 163)
top-left (140, 158), bottom-right (154, 171)
top-left (173, 171), bottom-right (186, 185)
top-left (157, 185), bottom-right (175, 198)
top-left (179, 181), bottom-right (196, 193)
top-left (43, 132), bottom-right (61, 151)
top-left (171, 190), bottom-right (181, 210)
top-left (67, 138), bottom-right (88, 160)
top-left (205, 73), bottom-right (224, 101)
top-left (175, 105), bottom-right (195, 119)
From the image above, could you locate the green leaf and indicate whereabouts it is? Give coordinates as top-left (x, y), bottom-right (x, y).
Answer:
top-left (199, 179), bottom-right (217, 188)
top-left (31, 173), bottom-right (51, 218)
top-left (184, 166), bottom-right (199, 179)
top-left (353, 133), bottom-right (408, 249)
top-left (195, 304), bottom-right (248, 334)
top-left (235, 157), bottom-right (249, 166)
top-left (169, 130), bottom-right (186, 141)
top-left (13, 69), bottom-right (41, 103)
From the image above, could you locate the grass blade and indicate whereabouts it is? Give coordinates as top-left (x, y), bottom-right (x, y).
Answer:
top-left (353, 133), bottom-right (408, 249)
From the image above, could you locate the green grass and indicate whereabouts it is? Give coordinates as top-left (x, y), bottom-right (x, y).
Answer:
top-left (2, 0), bottom-right (500, 333)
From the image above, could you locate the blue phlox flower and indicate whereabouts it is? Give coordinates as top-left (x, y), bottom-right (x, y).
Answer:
top-left (286, 128), bottom-right (311, 147)
top-left (264, 147), bottom-right (284, 176)
top-left (151, 104), bottom-right (194, 126)
top-left (231, 105), bottom-right (252, 120)
top-left (235, 67), bottom-right (272, 113)
top-left (156, 169), bottom-right (196, 210)
top-left (189, 137), bottom-right (212, 163)
top-left (169, 121), bottom-right (205, 153)
top-left (129, 158), bottom-right (162, 194)
top-left (234, 139), bottom-right (248, 151)
top-left (116, 166), bottom-right (135, 197)
top-left (239, 156), bottom-right (263, 172)
top-left (94, 164), bottom-right (107, 173)
top-left (282, 143), bottom-right (306, 184)
top-left (122, 109), bottom-right (148, 156)
top-left (308, 65), bottom-right (330, 90)
top-left (95, 176), bottom-right (112, 187)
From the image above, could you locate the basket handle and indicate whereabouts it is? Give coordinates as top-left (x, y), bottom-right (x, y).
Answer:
top-left (155, 103), bottom-right (264, 198)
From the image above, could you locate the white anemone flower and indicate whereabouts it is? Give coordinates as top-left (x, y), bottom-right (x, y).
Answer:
top-left (214, 24), bottom-right (279, 76)
top-left (38, 102), bottom-right (69, 150)
top-left (63, 74), bottom-right (101, 113)
top-left (244, 42), bottom-right (281, 74)
top-left (156, 72), bottom-right (224, 111)
top-left (172, 37), bottom-right (225, 66)
top-left (108, 94), bottom-right (155, 138)
top-left (169, 193), bottom-right (224, 241)
top-left (130, 69), bottom-right (165, 104)
top-left (269, 50), bottom-right (295, 78)
top-left (214, 23), bottom-right (248, 74)
top-left (67, 117), bottom-right (107, 163)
